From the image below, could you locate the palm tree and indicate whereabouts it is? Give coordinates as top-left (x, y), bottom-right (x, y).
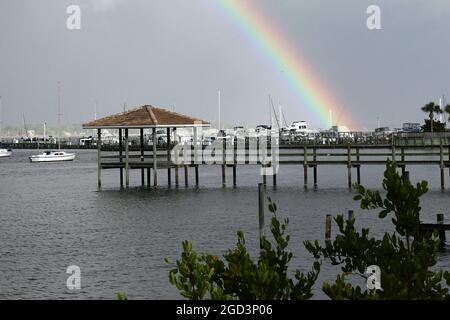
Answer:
top-left (445, 104), bottom-right (450, 123)
top-left (421, 102), bottom-right (442, 133)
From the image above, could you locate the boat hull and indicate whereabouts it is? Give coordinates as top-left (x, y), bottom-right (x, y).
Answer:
top-left (0, 150), bottom-right (12, 158)
top-left (29, 154), bottom-right (75, 163)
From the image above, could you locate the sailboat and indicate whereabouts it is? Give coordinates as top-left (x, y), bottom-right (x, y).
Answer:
top-left (29, 82), bottom-right (76, 163)
top-left (0, 96), bottom-right (11, 157)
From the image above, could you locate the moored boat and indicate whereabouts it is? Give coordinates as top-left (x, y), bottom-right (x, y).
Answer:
top-left (0, 144), bottom-right (12, 158)
top-left (29, 151), bottom-right (75, 163)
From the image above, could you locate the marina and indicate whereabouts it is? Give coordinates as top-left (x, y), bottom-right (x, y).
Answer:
top-left (1, 0), bottom-right (450, 303)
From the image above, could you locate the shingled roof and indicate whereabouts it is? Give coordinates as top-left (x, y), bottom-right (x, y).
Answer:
top-left (82, 105), bottom-right (210, 129)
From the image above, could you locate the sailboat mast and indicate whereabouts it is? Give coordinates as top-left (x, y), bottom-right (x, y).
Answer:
top-left (218, 90), bottom-right (221, 131)
top-left (57, 82), bottom-right (62, 150)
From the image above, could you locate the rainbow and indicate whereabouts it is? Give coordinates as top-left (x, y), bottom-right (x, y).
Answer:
top-left (211, 0), bottom-right (356, 129)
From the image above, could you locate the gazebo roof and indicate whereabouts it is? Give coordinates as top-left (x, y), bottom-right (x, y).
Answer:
top-left (82, 105), bottom-right (210, 129)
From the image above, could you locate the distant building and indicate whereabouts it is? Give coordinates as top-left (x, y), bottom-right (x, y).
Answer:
top-left (402, 123), bottom-right (421, 133)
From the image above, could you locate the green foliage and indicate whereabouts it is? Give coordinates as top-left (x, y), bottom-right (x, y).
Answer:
top-left (116, 292), bottom-right (128, 300)
top-left (421, 101), bottom-right (444, 132)
top-left (421, 119), bottom-right (446, 133)
top-left (305, 161), bottom-right (450, 299)
top-left (168, 199), bottom-right (320, 300)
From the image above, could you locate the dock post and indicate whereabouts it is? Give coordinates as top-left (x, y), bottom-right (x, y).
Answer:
top-left (303, 146), bottom-right (308, 190)
top-left (347, 144), bottom-right (352, 189)
top-left (233, 136), bottom-right (237, 187)
top-left (325, 214), bottom-right (332, 244)
top-left (147, 168), bottom-right (151, 187)
top-left (97, 129), bottom-right (102, 189)
top-left (140, 128), bottom-right (145, 186)
top-left (348, 210), bottom-right (354, 221)
top-left (448, 146), bottom-right (450, 184)
top-left (192, 127), bottom-right (199, 188)
top-left (222, 137), bottom-right (226, 187)
top-left (356, 148), bottom-right (361, 185)
top-left (195, 165), bottom-right (199, 187)
top-left (152, 128), bottom-right (158, 187)
top-left (258, 183), bottom-right (265, 254)
top-left (402, 171), bottom-right (410, 183)
top-left (400, 147), bottom-right (406, 177)
top-left (184, 165), bottom-right (188, 187)
top-left (174, 128), bottom-right (179, 187)
top-left (272, 137), bottom-right (277, 188)
top-left (119, 129), bottom-right (123, 188)
top-left (440, 140), bottom-right (445, 191)
top-left (313, 146), bottom-right (317, 190)
top-left (313, 165), bottom-right (317, 190)
top-left (125, 128), bottom-right (129, 188)
top-left (391, 137), bottom-right (396, 165)
top-left (437, 213), bottom-right (446, 249)
top-left (167, 127), bottom-right (172, 187)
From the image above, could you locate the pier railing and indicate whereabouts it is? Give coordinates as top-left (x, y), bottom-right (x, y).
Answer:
top-left (98, 141), bottom-right (450, 190)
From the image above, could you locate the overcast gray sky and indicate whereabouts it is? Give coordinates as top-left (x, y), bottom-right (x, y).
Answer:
top-left (0, 0), bottom-right (449, 129)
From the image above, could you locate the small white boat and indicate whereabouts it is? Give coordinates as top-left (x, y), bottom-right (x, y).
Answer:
top-left (30, 150), bottom-right (76, 163)
top-left (0, 143), bottom-right (12, 157)
top-left (0, 148), bottom-right (12, 158)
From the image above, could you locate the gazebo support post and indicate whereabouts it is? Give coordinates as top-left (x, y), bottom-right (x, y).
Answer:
top-left (125, 128), bottom-right (129, 188)
top-left (153, 127), bottom-right (158, 187)
top-left (119, 129), bottom-right (123, 188)
top-left (140, 128), bottom-right (145, 186)
top-left (174, 128), bottom-right (179, 187)
top-left (97, 129), bottom-right (102, 189)
top-left (167, 127), bottom-right (171, 187)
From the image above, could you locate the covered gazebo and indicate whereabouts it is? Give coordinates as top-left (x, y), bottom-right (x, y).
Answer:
top-left (82, 105), bottom-right (210, 188)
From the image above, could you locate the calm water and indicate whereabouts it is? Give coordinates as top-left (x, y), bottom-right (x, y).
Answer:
top-left (0, 149), bottom-right (449, 299)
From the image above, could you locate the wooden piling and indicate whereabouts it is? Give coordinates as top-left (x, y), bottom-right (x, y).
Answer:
top-left (258, 183), bottom-right (265, 251)
top-left (347, 144), bottom-right (352, 189)
top-left (167, 127), bottom-right (172, 187)
top-left (440, 140), bottom-right (444, 190)
top-left (313, 165), bottom-right (317, 190)
top-left (147, 168), bottom-right (151, 188)
top-left (313, 147), bottom-right (317, 189)
top-left (356, 148), bottom-right (361, 185)
top-left (348, 210), bottom-right (354, 221)
top-left (152, 128), bottom-right (157, 187)
top-left (303, 146), bottom-right (308, 190)
top-left (222, 138), bottom-right (226, 187)
top-left (391, 138), bottom-right (396, 162)
top-left (174, 128), bottom-right (179, 188)
top-left (140, 128), bottom-right (145, 186)
top-left (184, 165), bottom-right (189, 187)
top-left (125, 128), bottom-right (129, 188)
top-left (263, 167), bottom-right (267, 186)
top-left (97, 129), bottom-right (102, 189)
top-left (402, 171), bottom-right (410, 183)
top-left (119, 129), bottom-right (123, 188)
top-left (272, 139), bottom-right (277, 188)
top-left (195, 165), bottom-right (199, 187)
top-left (233, 137), bottom-right (237, 187)
top-left (325, 214), bottom-right (332, 243)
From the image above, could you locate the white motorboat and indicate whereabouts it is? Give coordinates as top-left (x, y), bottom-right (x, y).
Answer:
top-left (29, 150), bottom-right (76, 163)
top-left (0, 143), bottom-right (12, 157)
top-left (0, 148), bottom-right (12, 158)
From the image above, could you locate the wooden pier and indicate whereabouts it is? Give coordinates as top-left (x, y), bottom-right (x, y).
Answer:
top-left (83, 105), bottom-right (450, 190)
top-left (95, 142), bottom-right (450, 190)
